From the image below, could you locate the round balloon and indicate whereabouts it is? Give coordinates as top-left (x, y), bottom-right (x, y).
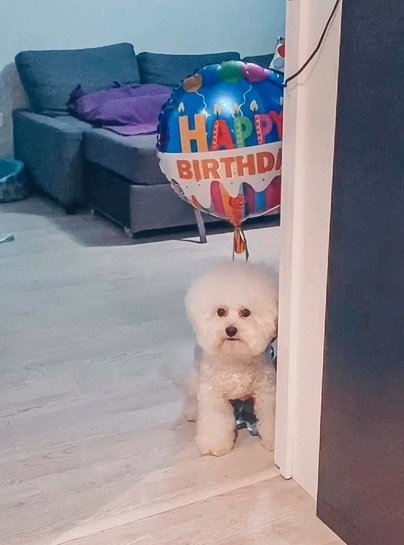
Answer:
top-left (157, 61), bottom-right (284, 227)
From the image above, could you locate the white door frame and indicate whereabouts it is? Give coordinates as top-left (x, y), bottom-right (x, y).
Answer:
top-left (274, 0), bottom-right (342, 498)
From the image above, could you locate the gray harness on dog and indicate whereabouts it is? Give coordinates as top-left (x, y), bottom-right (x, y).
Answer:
top-left (233, 340), bottom-right (277, 436)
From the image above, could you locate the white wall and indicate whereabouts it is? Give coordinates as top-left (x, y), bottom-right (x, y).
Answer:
top-left (0, 0), bottom-right (285, 156)
top-left (275, 0), bottom-right (342, 498)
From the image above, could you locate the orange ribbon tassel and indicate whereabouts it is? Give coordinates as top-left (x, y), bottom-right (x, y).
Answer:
top-left (233, 226), bottom-right (249, 260)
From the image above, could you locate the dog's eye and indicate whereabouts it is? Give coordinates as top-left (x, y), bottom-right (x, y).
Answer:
top-left (240, 308), bottom-right (251, 318)
top-left (217, 308), bottom-right (227, 317)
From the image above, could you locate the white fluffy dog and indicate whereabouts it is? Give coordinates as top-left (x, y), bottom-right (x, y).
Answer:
top-left (184, 261), bottom-right (278, 456)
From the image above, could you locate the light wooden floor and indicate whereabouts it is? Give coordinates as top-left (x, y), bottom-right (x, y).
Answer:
top-left (0, 197), bottom-right (343, 545)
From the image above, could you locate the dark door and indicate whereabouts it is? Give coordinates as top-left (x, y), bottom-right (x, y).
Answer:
top-left (317, 1), bottom-right (404, 544)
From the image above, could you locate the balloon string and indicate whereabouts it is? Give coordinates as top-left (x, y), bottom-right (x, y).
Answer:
top-left (232, 227), bottom-right (249, 261)
top-left (283, 0), bottom-right (341, 88)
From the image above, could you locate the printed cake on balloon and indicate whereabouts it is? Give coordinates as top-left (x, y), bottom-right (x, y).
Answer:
top-left (157, 60), bottom-right (284, 231)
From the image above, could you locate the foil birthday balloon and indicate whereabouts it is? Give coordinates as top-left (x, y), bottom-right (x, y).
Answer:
top-left (157, 61), bottom-right (284, 248)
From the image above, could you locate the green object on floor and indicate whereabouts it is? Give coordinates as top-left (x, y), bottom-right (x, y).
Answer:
top-left (0, 234), bottom-right (15, 244)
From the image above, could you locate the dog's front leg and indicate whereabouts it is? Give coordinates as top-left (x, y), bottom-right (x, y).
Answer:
top-left (196, 384), bottom-right (235, 456)
top-left (254, 371), bottom-right (276, 451)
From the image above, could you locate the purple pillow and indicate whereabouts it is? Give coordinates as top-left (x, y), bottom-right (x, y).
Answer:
top-left (69, 83), bottom-right (171, 135)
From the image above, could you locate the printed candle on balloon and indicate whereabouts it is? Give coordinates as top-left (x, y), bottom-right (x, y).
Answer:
top-left (157, 60), bottom-right (284, 227)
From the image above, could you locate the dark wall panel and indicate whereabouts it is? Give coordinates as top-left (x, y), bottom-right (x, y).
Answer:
top-left (318, 1), bottom-right (404, 544)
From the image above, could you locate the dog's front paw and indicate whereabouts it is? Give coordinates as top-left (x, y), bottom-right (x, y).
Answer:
top-left (196, 433), bottom-right (235, 457)
top-left (258, 421), bottom-right (275, 452)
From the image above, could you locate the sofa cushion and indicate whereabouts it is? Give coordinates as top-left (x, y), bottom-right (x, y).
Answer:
top-left (137, 51), bottom-right (241, 87)
top-left (84, 129), bottom-right (166, 186)
top-left (242, 54), bottom-right (274, 67)
top-left (15, 43), bottom-right (140, 112)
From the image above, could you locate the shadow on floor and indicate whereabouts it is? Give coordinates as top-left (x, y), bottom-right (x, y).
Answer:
top-left (0, 193), bottom-right (280, 249)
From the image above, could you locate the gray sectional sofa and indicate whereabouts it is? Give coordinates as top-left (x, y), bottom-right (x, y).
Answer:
top-left (13, 43), bottom-right (274, 236)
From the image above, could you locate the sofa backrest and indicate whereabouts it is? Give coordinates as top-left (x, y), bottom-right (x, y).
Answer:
top-left (14, 44), bottom-right (275, 114)
top-left (137, 51), bottom-right (241, 87)
top-left (242, 53), bottom-right (274, 66)
top-left (15, 43), bottom-right (140, 112)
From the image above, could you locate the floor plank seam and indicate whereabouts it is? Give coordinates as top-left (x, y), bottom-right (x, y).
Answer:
top-left (54, 469), bottom-right (279, 545)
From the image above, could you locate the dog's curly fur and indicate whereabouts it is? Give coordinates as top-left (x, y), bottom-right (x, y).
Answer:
top-left (184, 261), bottom-right (278, 456)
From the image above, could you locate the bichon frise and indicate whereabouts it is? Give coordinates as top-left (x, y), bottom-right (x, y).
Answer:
top-left (184, 261), bottom-right (278, 456)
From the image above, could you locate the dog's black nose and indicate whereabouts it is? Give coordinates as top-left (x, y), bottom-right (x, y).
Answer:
top-left (226, 326), bottom-right (238, 338)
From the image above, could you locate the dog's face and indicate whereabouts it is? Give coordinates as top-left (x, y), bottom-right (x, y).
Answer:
top-left (199, 302), bottom-right (277, 359)
top-left (186, 262), bottom-right (278, 360)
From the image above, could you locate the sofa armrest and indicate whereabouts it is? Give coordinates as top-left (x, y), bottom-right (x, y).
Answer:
top-left (13, 110), bottom-right (91, 207)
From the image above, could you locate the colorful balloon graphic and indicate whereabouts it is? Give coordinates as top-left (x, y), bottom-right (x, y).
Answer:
top-left (157, 60), bottom-right (284, 249)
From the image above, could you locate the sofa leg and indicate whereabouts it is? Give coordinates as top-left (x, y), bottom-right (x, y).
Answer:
top-left (194, 209), bottom-right (207, 244)
top-left (123, 226), bottom-right (135, 239)
top-left (65, 203), bottom-right (77, 215)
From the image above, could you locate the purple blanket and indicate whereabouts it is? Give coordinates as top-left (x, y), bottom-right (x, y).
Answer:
top-left (68, 83), bottom-right (172, 136)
